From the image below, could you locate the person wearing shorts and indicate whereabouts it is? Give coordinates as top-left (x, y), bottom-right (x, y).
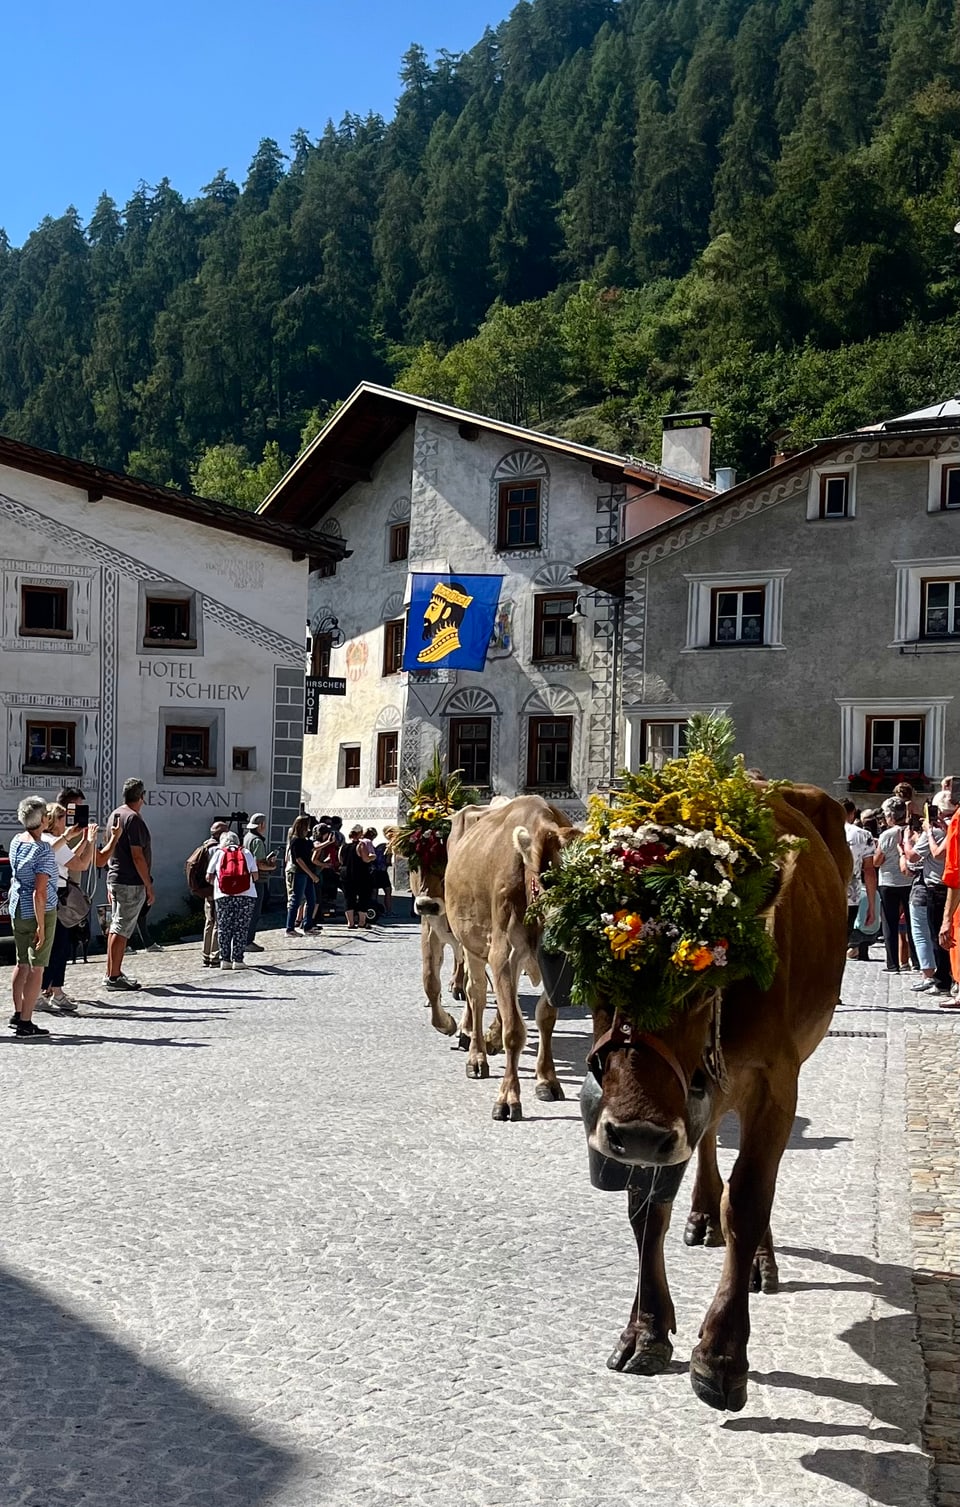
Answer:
top-left (8, 796), bottom-right (61, 1039)
top-left (103, 777), bottom-right (153, 992)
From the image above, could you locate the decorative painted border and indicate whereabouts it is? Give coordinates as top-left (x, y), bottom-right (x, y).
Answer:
top-left (0, 491), bottom-right (303, 665)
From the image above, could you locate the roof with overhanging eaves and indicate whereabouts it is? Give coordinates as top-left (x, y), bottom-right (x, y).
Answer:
top-left (258, 382), bottom-right (715, 529)
top-left (0, 433), bottom-right (348, 566)
top-left (575, 398), bottom-right (960, 596)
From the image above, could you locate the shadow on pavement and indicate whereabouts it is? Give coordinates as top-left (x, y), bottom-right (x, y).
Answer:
top-left (0, 1264), bottom-right (299, 1507)
top-left (726, 1246), bottom-right (930, 1504)
top-left (1, 1034), bottom-right (209, 1049)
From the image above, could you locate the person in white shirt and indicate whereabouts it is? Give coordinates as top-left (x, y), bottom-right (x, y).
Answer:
top-left (39, 802), bottom-right (99, 1013)
top-left (842, 799), bottom-right (877, 961)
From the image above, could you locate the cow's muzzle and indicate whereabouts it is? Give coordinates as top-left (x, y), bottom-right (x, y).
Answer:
top-left (414, 897), bottom-right (444, 918)
top-left (579, 1018), bottom-right (714, 1192)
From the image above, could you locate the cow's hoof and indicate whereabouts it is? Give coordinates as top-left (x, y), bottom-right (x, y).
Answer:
top-left (535, 1080), bottom-right (565, 1102)
top-left (509, 1102), bottom-right (522, 1122)
top-left (690, 1353), bottom-right (748, 1413)
top-left (491, 1101), bottom-right (509, 1120)
top-left (683, 1213), bottom-right (724, 1247)
top-left (483, 1032), bottom-right (503, 1056)
top-left (607, 1332), bottom-right (672, 1375)
top-left (452, 986), bottom-right (467, 1001)
top-left (453, 1032), bottom-right (471, 1052)
top-left (466, 1060), bottom-right (489, 1080)
top-left (683, 1214), bottom-right (707, 1246)
top-left (751, 1256), bottom-right (779, 1295)
top-left (435, 1013), bottom-right (457, 1037)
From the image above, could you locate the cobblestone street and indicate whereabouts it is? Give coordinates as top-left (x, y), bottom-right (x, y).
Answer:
top-left (1, 919), bottom-right (957, 1507)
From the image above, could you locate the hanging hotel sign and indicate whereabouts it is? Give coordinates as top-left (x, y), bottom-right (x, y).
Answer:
top-left (304, 675), bottom-right (347, 734)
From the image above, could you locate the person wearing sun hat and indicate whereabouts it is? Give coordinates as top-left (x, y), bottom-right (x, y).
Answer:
top-left (243, 813), bottom-right (276, 951)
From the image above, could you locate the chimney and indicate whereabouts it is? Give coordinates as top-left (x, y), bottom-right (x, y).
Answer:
top-left (715, 467), bottom-right (737, 492)
top-left (661, 412), bottom-right (712, 485)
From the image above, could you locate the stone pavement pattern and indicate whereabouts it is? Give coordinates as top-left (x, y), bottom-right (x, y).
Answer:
top-left (1, 922), bottom-right (956, 1507)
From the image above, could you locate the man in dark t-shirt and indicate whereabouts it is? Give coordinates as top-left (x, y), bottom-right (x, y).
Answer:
top-left (103, 777), bottom-right (153, 991)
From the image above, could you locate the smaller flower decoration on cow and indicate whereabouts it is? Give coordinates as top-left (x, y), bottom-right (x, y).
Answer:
top-left (531, 714), bottom-right (796, 1031)
top-left (390, 750), bottom-right (481, 875)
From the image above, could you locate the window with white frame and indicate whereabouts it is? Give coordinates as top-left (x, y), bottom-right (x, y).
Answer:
top-left (684, 570), bottom-right (788, 651)
top-left (891, 557), bottom-right (960, 648)
top-left (866, 716), bottom-right (924, 777)
top-left (623, 704), bottom-right (730, 773)
top-left (922, 578), bottom-right (960, 639)
top-left (925, 460), bottom-right (960, 512)
top-left (819, 474), bottom-right (850, 519)
top-left (808, 464), bottom-right (855, 520)
top-left (642, 721), bottom-right (688, 768)
top-left (837, 697), bottom-right (949, 786)
top-left (711, 587), bottom-right (766, 646)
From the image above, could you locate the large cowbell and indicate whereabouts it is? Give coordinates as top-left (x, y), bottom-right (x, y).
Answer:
top-left (578, 1071), bottom-right (694, 1195)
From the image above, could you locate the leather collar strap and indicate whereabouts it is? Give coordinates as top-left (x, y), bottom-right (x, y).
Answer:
top-left (587, 1017), bottom-right (689, 1102)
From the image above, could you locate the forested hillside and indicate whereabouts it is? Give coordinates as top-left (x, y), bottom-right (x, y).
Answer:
top-left (2, 0), bottom-right (960, 497)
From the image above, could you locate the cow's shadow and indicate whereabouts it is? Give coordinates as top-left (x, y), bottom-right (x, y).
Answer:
top-left (724, 1245), bottom-right (933, 1504)
top-left (0, 1263), bottom-right (298, 1505)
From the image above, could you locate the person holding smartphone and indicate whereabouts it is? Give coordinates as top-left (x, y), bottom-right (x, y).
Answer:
top-left (38, 803), bottom-right (99, 1013)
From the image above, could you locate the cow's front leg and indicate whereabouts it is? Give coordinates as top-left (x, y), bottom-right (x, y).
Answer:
top-left (463, 951), bottom-right (490, 1081)
top-left (683, 1130), bottom-right (724, 1247)
top-left (422, 925), bottom-right (457, 1036)
top-left (533, 993), bottom-right (564, 1101)
top-left (490, 947), bottom-right (525, 1121)
top-left (691, 1082), bottom-right (795, 1412)
top-left (608, 1195), bottom-right (676, 1375)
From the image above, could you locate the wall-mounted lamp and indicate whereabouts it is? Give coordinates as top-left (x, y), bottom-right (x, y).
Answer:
top-left (311, 612), bottom-right (345, 647)
top-left (567, 596), bottom-right (589, 626)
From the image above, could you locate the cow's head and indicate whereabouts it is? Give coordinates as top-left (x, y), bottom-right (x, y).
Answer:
top-left (410, 863), bottom-right (446, 919)
top-left (513, 819), bottom-right (580, 905)
top-left (580, 992), bottom-right (721, 1191)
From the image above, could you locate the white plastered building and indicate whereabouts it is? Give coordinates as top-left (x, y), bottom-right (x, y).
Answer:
top-left (0, 436), bottom-right (344, 914)
top-left (260, 386), bottom-right (713, 828)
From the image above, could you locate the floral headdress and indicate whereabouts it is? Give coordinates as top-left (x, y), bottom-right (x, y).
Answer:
top-left (531, 714), bottom-right (791, 1031)
top-left (390, 749), bottom-right (481, 875)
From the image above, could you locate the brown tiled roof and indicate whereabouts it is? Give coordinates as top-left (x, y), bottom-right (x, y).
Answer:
top-left (259, 383), bottom-right (715, 528)
top-left (0, 434), bottom-right (347, 565)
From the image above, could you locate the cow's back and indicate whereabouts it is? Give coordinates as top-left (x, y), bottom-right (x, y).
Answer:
top-left (723, 784), bottom-right (851, 1070)
top-left (445, 795), bottom-right (570, 951)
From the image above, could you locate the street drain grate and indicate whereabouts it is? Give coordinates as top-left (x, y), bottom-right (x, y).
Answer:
top-left (827, 1029), bottom-right (885, 1038)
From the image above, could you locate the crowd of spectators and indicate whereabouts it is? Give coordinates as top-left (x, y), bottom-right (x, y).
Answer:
top-left (844, 776), bottom-right (960, 1005)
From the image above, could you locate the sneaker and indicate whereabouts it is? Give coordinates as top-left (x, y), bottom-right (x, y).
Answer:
top-left (231, 959), bottom-right (247, 970)
top-left (16, 1020), bottom-right (51, 1039)
top-left (202, 956), bottom-right (219, 968)
top-left (103, 974), bottom-right (142, 991)
top-left (220, 960), bottom-right (233, 970)
top-left (47, 990), bottom-right (79, 1013)
top-left (246, 942), bottom-right (264, 953)
top-left (8, 1011), bottom-right (21, 1030)
top-left (911, 978), bottom-right (938, 993)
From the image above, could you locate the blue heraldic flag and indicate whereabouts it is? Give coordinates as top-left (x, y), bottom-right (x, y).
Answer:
top-left (402, 574), bottom-right (505, 672)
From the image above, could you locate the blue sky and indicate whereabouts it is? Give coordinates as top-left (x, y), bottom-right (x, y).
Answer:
top-left (1, 0), bottom-right (513, 247)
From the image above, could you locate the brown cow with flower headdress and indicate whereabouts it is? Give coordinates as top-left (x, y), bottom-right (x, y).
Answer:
top-left (444, 795), bottom-right (581, 1118)
top-left (546, 775), bottom-right (850, 1413)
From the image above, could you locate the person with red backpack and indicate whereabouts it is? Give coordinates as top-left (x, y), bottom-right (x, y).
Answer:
top-left (206, 831), bottom-right (259, 970)
top-left (185, 820), bottom-right (230, 967)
